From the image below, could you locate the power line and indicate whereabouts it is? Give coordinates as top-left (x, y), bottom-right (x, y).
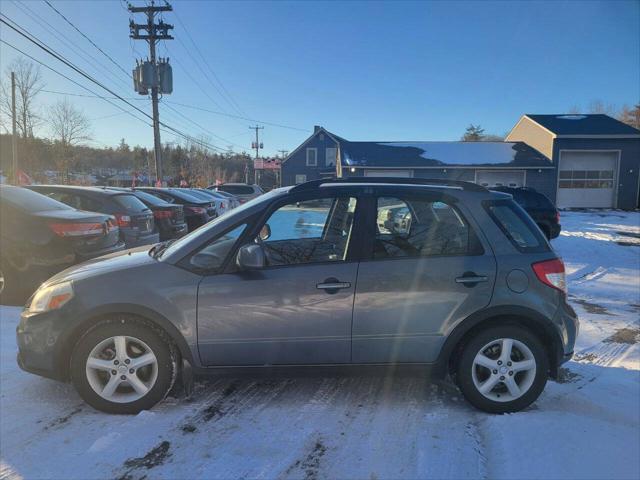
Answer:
top-left (161, 100), bottom-right (246, 150)
top-left (0, 38), bottom-right (153, 128)
top-left (0, 34), bottom-right (225, 154)
top-left (11, 1), bottom-right (132, 92)
top-left (172, 8), bottom-right (246, 118)
top-left (40, 89), bottom-right (148, 101)
top-left (164, 100), bottom-right (309, 132)
top-left (43, 0), bottom-right (130, 77)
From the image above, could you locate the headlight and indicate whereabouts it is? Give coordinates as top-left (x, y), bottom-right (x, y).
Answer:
top-left (29, 281), bottom-right (74, 313)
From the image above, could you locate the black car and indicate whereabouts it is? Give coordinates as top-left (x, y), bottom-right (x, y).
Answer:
top-left (0, 185), bottom-right (125, 303)
top-left (28, 185), bottom-right (160, 248)
top-left (138, 187), bottom-right (216, 231)
top-left (492, 186), bottom-right (561, 239)
top-left (107, 188), bottom-right (188, 241)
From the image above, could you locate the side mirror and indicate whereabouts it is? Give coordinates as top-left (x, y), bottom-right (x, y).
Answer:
top-left (236, 244), bottom-right (265, 270)
top-left (259, 223), bottom-right (271, 241)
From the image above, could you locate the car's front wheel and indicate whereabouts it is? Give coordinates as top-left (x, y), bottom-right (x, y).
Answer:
top-left (456, 325), bottom-right (548, 413)
top-left (70, 318), bottom-right (177, 414)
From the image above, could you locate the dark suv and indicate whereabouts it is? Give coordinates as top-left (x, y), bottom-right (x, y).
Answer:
top-left (492, 187), bottom-right (561, 239)
top-left (17, 178), bottom-right (578, 415)
top-left (28, 185), bottom-right (159, 248)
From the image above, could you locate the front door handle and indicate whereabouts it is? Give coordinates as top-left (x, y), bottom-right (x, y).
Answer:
top-left (316, 282), bottom-right (351, 290)
top-left (455, 272), bottom-right (488, 288)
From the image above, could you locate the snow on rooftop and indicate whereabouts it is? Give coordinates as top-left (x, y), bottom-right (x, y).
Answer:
top-left (377, 141), bottom-right (523, 165)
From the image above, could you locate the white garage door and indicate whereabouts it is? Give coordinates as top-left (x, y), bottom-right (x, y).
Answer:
top-left (364, 170), bottom-right (413, 177)
top-left (557, 151), bottom-right (617, 208)
top-left (476, 170), bottom-right (525, 187)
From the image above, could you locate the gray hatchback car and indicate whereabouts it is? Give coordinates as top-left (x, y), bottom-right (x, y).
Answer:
top-left (17, 178), bottom-right (578, 414)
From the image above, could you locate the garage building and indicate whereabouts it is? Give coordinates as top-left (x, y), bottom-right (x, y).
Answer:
top-left (281, 114), bottom-right (640, 209)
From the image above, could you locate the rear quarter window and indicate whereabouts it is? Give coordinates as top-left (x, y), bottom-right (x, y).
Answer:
top-left (113, 194), bottom-right (149, 213)
top-left (484, 200), bottom-right (549, 253)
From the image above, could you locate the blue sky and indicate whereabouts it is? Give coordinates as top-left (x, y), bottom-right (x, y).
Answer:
top-left (0, 0), bottom-right (638, 155)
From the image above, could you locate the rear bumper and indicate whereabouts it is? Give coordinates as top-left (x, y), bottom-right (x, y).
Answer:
top-left (159, 223), bottom-right (188, 241)
top-left (550, 223), bottom-right (561, 239)
top-left (123, 231), bottom-right (159, 248)
top-left (76, 241), bottom-right (126, 261)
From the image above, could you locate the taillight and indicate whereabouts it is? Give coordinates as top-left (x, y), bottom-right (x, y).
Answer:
top-left (532, 258), bottom-right (566, 294)
top-left (154, 210), bottom-right (173, 219)
top-left (49, 222), bottom-right (104, 237)
top-left (114, 214), bottom-right (131, 227)
top-left (187, 206), bottom-right (206, 214)
top-left (555, 210), bottom-right (560, 223)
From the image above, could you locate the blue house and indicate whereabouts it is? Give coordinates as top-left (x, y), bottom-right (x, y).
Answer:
top-left (281, 115), bottom-right (640, 209)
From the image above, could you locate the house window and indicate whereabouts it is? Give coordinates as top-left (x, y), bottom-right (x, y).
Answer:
top-left (306, 148), bottom-right (317, 166)
top-left (325, 148), bottom-right (337, 167)
top-left (295, 174), bottom-right (307, 184)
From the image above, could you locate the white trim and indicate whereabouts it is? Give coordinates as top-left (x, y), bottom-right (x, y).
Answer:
top-left (556, 149), bottom-right (621, 209)
top-left (306, 148), bottom-right (318, 167)
top-left (325, 147), bottom-right (337, 167)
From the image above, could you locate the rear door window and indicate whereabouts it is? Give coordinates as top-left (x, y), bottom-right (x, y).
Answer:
top-left (485, 200), bottom-right (549, 252)
top-left (374, 196), bottom-right (483, 258)
top-left (113, 194), bottom-right (149, 212)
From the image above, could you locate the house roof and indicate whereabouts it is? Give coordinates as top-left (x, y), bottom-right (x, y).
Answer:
top-left (524, 114), bottom-right (640, 136)
top-left (338, 140), bottom-right (551, 168)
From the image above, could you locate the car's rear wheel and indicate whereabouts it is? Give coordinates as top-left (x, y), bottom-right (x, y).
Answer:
top-left (70, 318), bottom-right (177, 414)
top-left (0, 258), bottom-right (23, 306)
top-left (456, 325), bottom-right (548, 413)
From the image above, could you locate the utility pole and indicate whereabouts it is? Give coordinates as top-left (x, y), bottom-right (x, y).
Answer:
top-left (11, 72), bottom-right (18, 185)
top-left (250, 125), bottom-right (264, 185)
top-left (129, 1), bottom-right (173, 186)
top-left (276, 150), bottom-right (288, 188)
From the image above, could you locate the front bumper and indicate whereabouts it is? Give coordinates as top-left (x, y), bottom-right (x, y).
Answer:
top-left (16, 307), bottom-right (70, 381)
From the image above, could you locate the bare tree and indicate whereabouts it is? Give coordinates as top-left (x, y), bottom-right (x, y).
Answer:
top-left (48, 99), bottom-right (91, 178)
top-left (0, 57), bottom-right (44, 138)
top-left (587, 100), bottom-right (618, 116)
top-left (618, 104), bottom-right (640, 130)
top-left (49, 98), bottom-right (91, 148)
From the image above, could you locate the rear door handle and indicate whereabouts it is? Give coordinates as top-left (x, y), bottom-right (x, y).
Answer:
top-left (455, 276), bottom-right (488, 284)
top-left (316, 282), bottom-right (351, 290)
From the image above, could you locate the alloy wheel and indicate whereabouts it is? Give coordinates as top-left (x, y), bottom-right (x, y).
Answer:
top-left (471, 337), bottom-right (537, 402)
top-left (85, 335), bottom-right (158, 403)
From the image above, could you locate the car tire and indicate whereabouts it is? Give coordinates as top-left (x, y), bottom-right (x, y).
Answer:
top-left (70, 317), bottom-right (178, 414)
top-left (456, 325), bottom-right (548, 413)
top-left (0, 258), bottom-right (23, 306)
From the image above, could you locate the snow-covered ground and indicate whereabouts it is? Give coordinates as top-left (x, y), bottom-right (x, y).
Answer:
top-left (1, 210), bottom-right (639, 480)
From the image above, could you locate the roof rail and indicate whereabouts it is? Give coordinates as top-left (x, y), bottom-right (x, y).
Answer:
top-left (290, 177), bottom-right (488, 193)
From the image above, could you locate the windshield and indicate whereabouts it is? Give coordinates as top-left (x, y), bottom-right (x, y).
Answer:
top-left (158, 188), bottom-right (285, 260)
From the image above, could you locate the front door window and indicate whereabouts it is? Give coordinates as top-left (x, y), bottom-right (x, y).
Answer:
top-left (260, 197), bottom-right (358, 266)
